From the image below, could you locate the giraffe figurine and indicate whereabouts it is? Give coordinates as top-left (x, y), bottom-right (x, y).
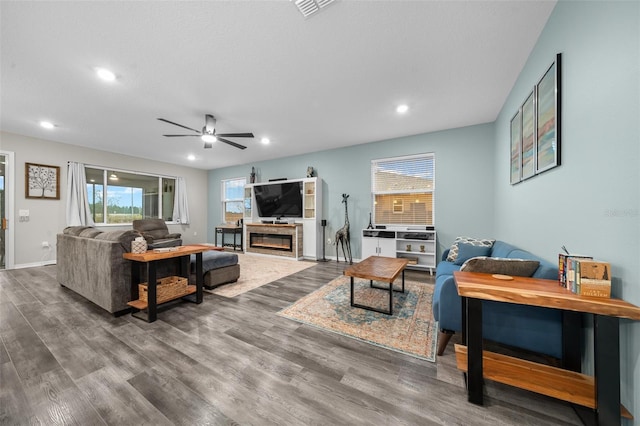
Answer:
top-left (334, 193), bottom-right (353, 264)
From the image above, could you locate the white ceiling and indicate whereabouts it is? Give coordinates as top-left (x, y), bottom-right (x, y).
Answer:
top-left (0, 1), bottom-right (556, 170)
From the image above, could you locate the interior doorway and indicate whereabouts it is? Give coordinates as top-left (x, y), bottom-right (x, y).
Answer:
top-left (0, 151), bottom-right (14, 269)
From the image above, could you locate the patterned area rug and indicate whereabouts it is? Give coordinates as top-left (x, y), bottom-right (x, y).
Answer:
top-left (278, 276), bottom-right (438, 362)
top-left (208, 253), bottom-right (316, 298)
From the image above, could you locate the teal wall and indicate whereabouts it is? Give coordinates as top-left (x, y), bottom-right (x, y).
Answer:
top-left (493, 1), bottom-right (639, 421)
top-left (208, 123), bottom-right (496, 261)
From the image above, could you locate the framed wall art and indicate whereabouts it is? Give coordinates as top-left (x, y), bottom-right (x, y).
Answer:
top-left (536, 53), bottom-right (561, 173)
top-left (520, 91), bottom-right (536, 181)
top-left (510, 110), bottom-right (522, 185)
top-left (25, 162), bottom-right (60, 199)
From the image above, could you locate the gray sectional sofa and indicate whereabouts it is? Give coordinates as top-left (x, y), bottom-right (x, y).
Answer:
top-left (57, 226), bottom-right (241, 315)
top-left (57, 226), bottom-right (141, 315)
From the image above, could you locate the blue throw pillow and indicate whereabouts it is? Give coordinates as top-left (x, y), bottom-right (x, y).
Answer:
top-left (454, 243), bottom-right (492, 265)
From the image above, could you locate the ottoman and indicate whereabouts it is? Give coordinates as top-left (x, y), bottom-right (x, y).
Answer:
top-left (190, 250), bottom-right (240, 289)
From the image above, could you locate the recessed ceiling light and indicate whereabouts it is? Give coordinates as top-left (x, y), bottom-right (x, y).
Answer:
top-left (95, 67), bottom-right (116, 82)
top-left (187, 154), bottom-right (196, 161)
top-left (396, 104), bottom-right (409, 114)
top-left (261, 137), bottom-right (270, 145)
top-left (40, 121), bottom-right (55, 129)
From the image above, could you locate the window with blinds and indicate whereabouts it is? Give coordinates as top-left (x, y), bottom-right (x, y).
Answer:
top-left (222, 177), bottom-right (246, 224)
top-left (371, 153), bottom-right (435, 226)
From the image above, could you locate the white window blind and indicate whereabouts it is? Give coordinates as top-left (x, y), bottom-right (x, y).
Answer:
top-left (371, 153), bottom-right (435, 225)
top-left (222, 177), bottom-right (246, 224)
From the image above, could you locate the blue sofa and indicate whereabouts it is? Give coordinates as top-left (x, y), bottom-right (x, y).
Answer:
top-left (432, 240), bottom-right (563, 359)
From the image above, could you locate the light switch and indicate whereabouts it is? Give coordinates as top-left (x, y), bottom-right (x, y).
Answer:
top-left (19, 209), bottom-right (29, 217)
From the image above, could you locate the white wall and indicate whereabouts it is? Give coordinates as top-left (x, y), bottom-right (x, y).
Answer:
top-left (0, 131), bottom-right (209, 268)
top-left (493, 1), bottom-right (639, 421)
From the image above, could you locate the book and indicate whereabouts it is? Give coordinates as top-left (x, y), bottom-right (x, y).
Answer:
top-left (576, 260), bottom-right (611, 298)
top-left (558, 253), bottom-right (592, 288)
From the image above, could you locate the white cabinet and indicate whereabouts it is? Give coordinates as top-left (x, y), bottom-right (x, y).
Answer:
top-left (361, 228), bottom-right (436, 274)
top-left (244, 177), bottom-right (322, 260)
top-left (301, 178), bottom-right (322, 260)
top-left (362, 230), bottom-right (396, 258)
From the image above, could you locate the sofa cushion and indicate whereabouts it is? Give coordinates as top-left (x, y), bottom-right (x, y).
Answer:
top-left (446, 236), bottom-right (495, 262)
top-left (460, 256), bottom-right (540, 277)
top-left (453, 243), bottom-right (492, 265)
top-left (63, 226), bottom-right (94, 236)
top-left (78, 228), bottom-right (103, 238)
top-left (95, 230), bottom-right (141, 252)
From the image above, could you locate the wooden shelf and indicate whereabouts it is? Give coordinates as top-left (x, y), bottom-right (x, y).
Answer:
top-left (454, 344), bottom-right (632, 419)
top-left (127, 285), bottom-right (196, 310)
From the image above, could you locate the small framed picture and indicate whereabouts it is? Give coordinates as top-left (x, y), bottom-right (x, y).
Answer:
top-left (536, 53), bottom-right (561, 173)
top-left (25, 162), bottom-right (60, 199)
top-left (510, 109), bottom-right (522, 185)
top-left (520, 90), bottom-right (536, 181)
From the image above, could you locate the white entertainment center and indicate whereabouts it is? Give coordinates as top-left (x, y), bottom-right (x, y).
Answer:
top-left (361, 227), bottom-right (436, 274)
top-left (243, 177), bottom-right (323, 260)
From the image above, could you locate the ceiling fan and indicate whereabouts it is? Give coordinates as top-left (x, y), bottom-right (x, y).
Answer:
top-left (157, 114), bottom-right (254, 150)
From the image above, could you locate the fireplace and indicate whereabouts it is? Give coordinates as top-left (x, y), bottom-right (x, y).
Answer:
top-left (249, 233), bottom-right (293, 252)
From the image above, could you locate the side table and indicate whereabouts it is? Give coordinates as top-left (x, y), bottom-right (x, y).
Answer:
top-left (124, 245), bottom-right (212, 322)
top-left (215, 225), bottom-right (243, 251)
top-left (453, 271), bottom-right (640, 425)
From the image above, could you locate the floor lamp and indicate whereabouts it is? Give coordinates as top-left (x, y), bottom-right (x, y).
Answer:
top-left (319, 219), bottom-right (329, 262)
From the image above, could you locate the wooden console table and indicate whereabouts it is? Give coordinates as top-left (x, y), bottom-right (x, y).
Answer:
top-left (124, 245), bottom-right (212, 322)
top-left (453, 271), bottom-right (640, 425)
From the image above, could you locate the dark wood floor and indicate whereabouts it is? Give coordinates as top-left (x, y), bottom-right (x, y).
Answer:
top-left (0, 261), bottom-right (582, 425)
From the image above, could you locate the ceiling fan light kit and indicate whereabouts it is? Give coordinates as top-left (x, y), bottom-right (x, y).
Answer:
top-left (158, 114), bottom-right (254, 150)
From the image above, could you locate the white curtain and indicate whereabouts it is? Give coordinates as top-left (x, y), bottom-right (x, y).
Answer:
top-left (173, 176), bottom-right (190, 224)
top-left (66, 162), bottom-right (95, 226)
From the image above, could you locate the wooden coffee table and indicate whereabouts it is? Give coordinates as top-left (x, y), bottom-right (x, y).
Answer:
top-left (344, 256), bottom-right (409, 315)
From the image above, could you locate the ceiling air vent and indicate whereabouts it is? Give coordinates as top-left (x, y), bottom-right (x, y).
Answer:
top-left (293, 0), bottom-right (336, 18)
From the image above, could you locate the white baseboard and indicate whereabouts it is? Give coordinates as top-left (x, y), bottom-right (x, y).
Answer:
top-left (11, 260), bottom-right (56, 270)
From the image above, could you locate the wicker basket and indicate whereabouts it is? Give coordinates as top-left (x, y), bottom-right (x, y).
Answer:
top-left (138, 276), bottom-right (188, 303)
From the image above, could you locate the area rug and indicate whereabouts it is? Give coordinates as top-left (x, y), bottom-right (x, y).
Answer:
top-left (277, 276), bottom-right (438, 362)
top-left (208, 253), bottom-right (316, 298)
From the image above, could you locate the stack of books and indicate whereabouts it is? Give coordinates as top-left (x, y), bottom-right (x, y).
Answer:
top-left (558, 252), bottom-right (611, 298)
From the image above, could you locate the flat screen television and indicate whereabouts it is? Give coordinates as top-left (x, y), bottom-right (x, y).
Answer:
top-left (253, 181), bottom-right (303, 218)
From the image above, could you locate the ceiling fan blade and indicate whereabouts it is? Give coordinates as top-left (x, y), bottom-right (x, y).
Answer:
top-left (216, 132), bottom-right (254, 138)
top-left (157, 118), bottom-right (200, 133)
top-left (163, 134), bottom-right (202, 137)
top-left (217, 137), bottom-right (247, 150)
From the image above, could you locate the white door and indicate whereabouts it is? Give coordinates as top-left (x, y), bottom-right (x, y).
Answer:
top-left (0, 151), bottom-right (14, 269)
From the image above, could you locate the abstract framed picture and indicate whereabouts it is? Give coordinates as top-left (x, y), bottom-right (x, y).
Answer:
top-left (25, 162), bottom-right (60, 199)
top-left (536, 53), bottom-right (561, 173)
top-left (510, 109), bottom-right (522, 184)
top-left (520, 90), bottom-right (536, 180)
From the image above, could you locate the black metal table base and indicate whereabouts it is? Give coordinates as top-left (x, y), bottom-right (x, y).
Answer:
top-left (349, 271), bottom-right (405, 316)
top-left (129, 252), bottom-right (204, 323)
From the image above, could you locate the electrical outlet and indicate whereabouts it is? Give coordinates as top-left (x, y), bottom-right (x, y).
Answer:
top-left (42, 241), bottom-right (50, 248)
top-left (327, 238), bottom-right (332, 244)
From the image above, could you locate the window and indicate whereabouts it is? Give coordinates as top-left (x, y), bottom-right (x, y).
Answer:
top-left (85, 167), bottom-right (176, 224)
top-left (371, 153), bottom-right (435, 226)
top-left (222, 177), bottom-right (246, 224)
